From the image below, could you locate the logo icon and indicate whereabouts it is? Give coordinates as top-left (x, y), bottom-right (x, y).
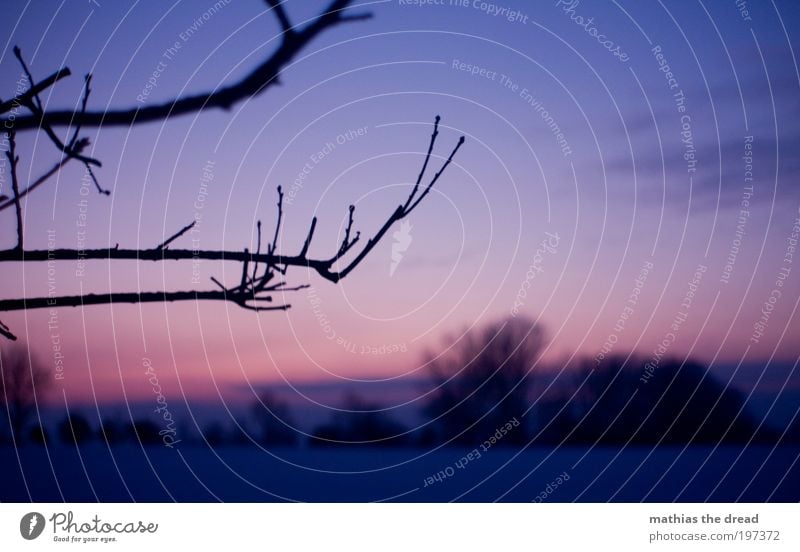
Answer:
top-left (390, 220), bottom-right (413, 277)
top-left (20, 512), bottom-right (45, 540)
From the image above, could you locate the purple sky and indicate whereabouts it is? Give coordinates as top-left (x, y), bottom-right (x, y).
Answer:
top-left (1, 0), bottom-right (799, 411)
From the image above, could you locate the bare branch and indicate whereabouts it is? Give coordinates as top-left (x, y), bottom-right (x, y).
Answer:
top-left (0, 289), bottom-right (291, 312)
top-left (0, 155), bottom-right (73, 212)
top-left (13, 46), bottom-right (42, 112)
top-left (0, 319), bottom-right (16, 341)
top-left (0, 118), bottom-right (464, 281)
top-left (0, 68), bottom-right (70, 115)
top-left (240, 248), bottom-right (251, 290)
top-left (265, 0), bottom-right (294, 35)
top-left (331, 120), bottom-right (465, 281)
top-left (68, 74), bottom-right (93, 148)
top-left (0, 5), bottom-right (471, 343)
top-left (252, 220), bottom-right (263, 283)
top-left (269, 186), bottom-right (284, 255)
top-left (406, 135), bottom-right (465, 213)
top-left (339, 205), bottom-right (359, 254)
top-left (0, 117), bottom-right (464, 338)
top-left (300, 217), bottom-right (318, 258)
top-left (157, 221), bottom-right (196, 250)
top-left (404, 115), bottom-right (439, 212)
top-left (85, 164), bottom-right (109, 195)
top-left (9, 48), bottom-right (108, 198)
top-left (5, 132), bottom-right (23, 251)
top-left (0, 0), bottom-right (371, 131)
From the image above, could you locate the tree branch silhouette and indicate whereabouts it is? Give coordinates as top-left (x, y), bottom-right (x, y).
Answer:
top-left (0, 0), bottom-right (368, 212)
top-left (4, 132), bottom-right (23, 251)
top-left (0, 0), bottom-right (379, 341)
top-left (0, 0), bottom-right (370, 132)
top-left (0, 117), bottom-right (465, 335)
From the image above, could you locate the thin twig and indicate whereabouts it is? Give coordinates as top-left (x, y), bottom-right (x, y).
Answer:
top-left (299, 217), bottom-right (317, 258)
top-left (269, 186), bottom-right (284, 254)
top-left (13, 46), bottom-right (42, 112)
top-left (404, 115), bottom-right (440, 212)
top-left (0, 155), bottom-right (73, 212)
top-left (252, 220), bottom-right (263, 283)
top-left (11, 48), bottom-right (107, 198)
top-left (5, 132), bottom-right (23, 251)
top-left (0, 319), bottom-right (16, 341)
top-left (68, 74), bottom-right (92, 148)
top-left (157, 221), bottom-right (196, 250)
top-left (0, 68), bottom-right (70, 115)
top-left (407, 136), bottom-right (465, 213)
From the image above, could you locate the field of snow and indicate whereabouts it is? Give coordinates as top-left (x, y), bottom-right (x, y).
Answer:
top-left (2, 444), bottom-right (798, 502)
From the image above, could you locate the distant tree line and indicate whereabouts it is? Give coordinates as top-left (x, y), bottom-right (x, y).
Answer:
top-left (2, 319), bottom-right (798, 448)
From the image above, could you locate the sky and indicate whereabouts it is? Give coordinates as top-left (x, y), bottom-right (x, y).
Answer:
top-left (1, 0), bottom-right (799, 417)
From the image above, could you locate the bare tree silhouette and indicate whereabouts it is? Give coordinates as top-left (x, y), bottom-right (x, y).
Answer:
top-left (0, 1), bottom-right (465, 340)
top-left (424, 316), bottom-right (544, 446)
top-left (0, 344), bottom-right (52, 443)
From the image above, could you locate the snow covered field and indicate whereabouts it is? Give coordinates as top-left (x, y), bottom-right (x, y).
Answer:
top-left (2, 444), bottom-right (798, 502)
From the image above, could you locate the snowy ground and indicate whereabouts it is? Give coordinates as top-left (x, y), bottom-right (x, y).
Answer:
top-left (2, 444), bottom-right (798, 502)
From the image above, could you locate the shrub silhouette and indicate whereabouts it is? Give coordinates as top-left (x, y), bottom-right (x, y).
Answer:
top-left (423, 316), bottom-right (544, 446)
top-left (311, 394), bottom-right (408, 447)
top-left (127, 419), bottom-right (161, 445)
top-left (251, 391), bottom-right (297, 446)
top-left (28, 423), bottom-right (49, 445)
top-left (98, 418), bottom-right (127, 445)
top-left (534, 355), bottom-right (764, 445)
top-left (202, 422), bottom-right (229, 447)
top-left (57, 412), bottom-right (93, 445)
